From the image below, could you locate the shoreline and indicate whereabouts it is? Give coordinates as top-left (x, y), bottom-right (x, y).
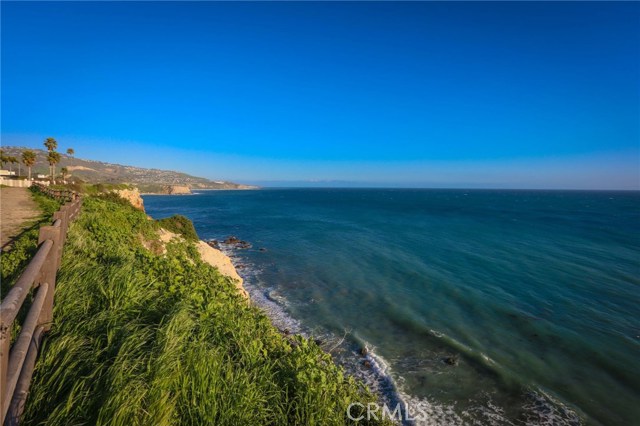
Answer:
top-left (140, 190), bottom-right (596, 426)
top-left (138, 193), bottom-right (584, 425)
top-left (140, 187), bottom-right (259, 196)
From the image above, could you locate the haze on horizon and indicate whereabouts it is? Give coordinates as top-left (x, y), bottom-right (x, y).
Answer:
top-left (2, 2), bottom-right (638, 190)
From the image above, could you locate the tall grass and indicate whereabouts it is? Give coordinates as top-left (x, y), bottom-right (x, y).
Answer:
top-left (22, 196), bottom-right (384, 425)
top-left (1, 187), bottom-right (61, 287)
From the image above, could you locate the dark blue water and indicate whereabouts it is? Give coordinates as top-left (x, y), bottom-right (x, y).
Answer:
top-left (143, 189), bottom-right (640, 425)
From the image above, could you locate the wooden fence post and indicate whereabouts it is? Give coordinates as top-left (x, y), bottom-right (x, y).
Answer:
top-left (53, 207), bottom-right (70, 247)
top-left (0, 328), bottom-right (9, 422)
top-left (36, 226), bottom-right (61, 331)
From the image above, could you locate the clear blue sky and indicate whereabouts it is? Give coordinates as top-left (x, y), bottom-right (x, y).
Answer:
top-left (2, 1), bottom-right (639, 189)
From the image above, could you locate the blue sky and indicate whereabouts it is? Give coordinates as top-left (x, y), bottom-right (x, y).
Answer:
top-left (2, 1), bottom-right (639, 189)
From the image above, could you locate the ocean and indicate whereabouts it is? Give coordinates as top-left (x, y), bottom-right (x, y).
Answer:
top-left (143, 189), bottom-right (640, 425)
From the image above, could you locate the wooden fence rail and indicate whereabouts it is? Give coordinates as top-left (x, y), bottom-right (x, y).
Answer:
top-left (31, 183), bottom-right (79, 203)
top-left (0, 186), bottom-right (82, 425)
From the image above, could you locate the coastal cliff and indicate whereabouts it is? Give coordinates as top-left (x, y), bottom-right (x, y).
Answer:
top-left (161, 185), bottom-right (192, 195)
top-left (196, 241), bottom-right (248, 298)
top-left (153, 226), bottom-right (248, 299)
top-left (113, 192), bottom-right (247, 298)
top-left (19, 192), bottom-right (381, 425)
top-left (114, 188), bottom-right (145, 211)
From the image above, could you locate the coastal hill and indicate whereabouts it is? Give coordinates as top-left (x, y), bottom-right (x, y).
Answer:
top-left (2, 146), bottom-right (256, 192)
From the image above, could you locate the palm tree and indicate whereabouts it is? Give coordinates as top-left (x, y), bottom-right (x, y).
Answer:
top-left (47, 151), bottom-right (61, 184)
top-left (44, 137), bottom-right (58, 152)
top-left (22, 150), bottom-right (36, 180)
top-left (7, 156), bottom-right (17, 173)
top-left (61, 166), bottom-right (69, 182)
top-left (44, 138), bottom-right (59, 181)
top-left (66, 148), bottom-right (75, 157)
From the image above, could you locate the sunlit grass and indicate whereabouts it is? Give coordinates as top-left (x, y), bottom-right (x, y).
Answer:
top-left (23, 196), bottom-right (384, 425)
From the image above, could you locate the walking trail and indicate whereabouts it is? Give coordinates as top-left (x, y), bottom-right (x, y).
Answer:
top-left (1, 187), bottom-right (41, 251)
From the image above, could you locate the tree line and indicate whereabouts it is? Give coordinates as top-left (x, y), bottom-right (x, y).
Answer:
top-left (0, 138), bottom-right (75, 183)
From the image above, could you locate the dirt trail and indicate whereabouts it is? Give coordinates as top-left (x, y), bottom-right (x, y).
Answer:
top-left (1, 187), bottom-right (41, 251)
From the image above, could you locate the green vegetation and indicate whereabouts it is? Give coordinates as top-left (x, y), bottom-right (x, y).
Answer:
top-left (41, 138), bottom-right (76, 183)
top-left (22, 195), bottom-right (384, 425)
top-left (1, 187), bottom-right (61, 290)
top-left (157, 214), bottom-right (199, 241)
top-left (1, 188), bottom-right (61, 345)
top-left (50, 181), bottom-right (132, 195)
top-left (44, 137), bottom-right (60, 183)
top-left (22, 150), bottom-right (37, 180)
top-left (136, 183), bottom-right (169, 194)
top-left (1, 151), bottom-right (19, 174)
top-left (86, 182), bottom-right (132, 194)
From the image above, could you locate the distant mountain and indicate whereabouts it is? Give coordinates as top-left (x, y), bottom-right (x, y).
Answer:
top-left (1, 147), bottom-right (256, 192)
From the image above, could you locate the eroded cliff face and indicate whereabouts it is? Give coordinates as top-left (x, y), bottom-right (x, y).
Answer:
top-left (162, 185), bottom-right (192, 195)
top-left (195, 241), bottom-right (248, 299)
top-left (115, 188), bottom-right (145, 211)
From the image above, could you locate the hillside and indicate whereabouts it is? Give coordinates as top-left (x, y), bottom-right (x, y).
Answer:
top-left (9, 193), bottom-right (382, 425)
top-left (2, 147), bottom-right (256, 192)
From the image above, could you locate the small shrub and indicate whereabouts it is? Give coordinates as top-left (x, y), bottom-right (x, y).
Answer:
top-left (157, 215), bottom-right (199, 241)
top-left (95, 191), bottom-right (135, 208)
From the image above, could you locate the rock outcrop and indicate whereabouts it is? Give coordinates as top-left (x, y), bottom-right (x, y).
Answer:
top-left (115, 188), bottom-right (145, 211)
top-left (162, 185), bottom-right (192, 195)
top-left (196, 241), bottom-right (249, 299)
top-left (145, 228), bottom-right (249, 299)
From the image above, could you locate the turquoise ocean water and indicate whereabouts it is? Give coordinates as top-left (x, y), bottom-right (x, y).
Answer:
top-left (143, 189), bottom-right (639, 425)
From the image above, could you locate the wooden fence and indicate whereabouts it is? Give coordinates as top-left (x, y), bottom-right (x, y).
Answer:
top-left (30, 183), bottom-right (79, 203)
top-left (0, 186), bottom-right (82, 425)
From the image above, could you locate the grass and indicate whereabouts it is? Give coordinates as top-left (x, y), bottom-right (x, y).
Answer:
top-left (1, 186), bottom-right (61, 289)
top-left (1, 187), bottom-right (62, 345)
top-left (22, 195), bottom-right (386, 425)
top-left (157, 214), bottom-right (199, 241)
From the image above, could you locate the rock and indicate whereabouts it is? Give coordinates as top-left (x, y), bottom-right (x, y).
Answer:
top-left (314, 339), bottom-right (323, 346)
top-left (195, 240), bottom-right (248, 299)
top-left (283, 329), bottom-right (290, 335)
top-left (161, 185), bottom-right (192, 195)
top-left (114, 188), bottom-right (145, 211)
top-left (359, 346), bottom-right (368, 357)
top-left (362, 360), bottom-right (372, 369)
top-left (259, 247), bottom-right (267, 252)
top-left (444, 355), bottom-right (459, 366)
top-left (223, 236), bottom-right (252, 249)
top-left (206, 240), bottom-right (220, 249)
